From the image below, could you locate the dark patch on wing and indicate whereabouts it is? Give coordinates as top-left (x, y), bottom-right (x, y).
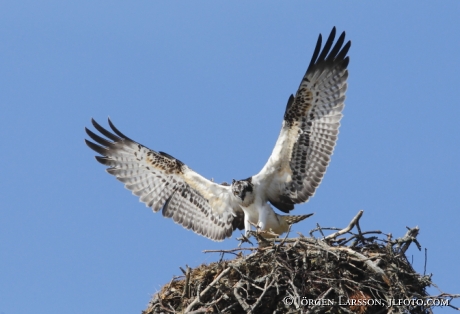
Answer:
top-left (269, 197), bottom-right (294, 213)
top-left (284, 94), bottom-right (295, 113)
top-left (159, 151), bottom-right (185, 168)
top-left (231, 209), bottom-right (245, 231)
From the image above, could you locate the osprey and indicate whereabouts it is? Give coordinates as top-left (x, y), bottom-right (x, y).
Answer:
top-left (85, 27), bottom-right (350, 241)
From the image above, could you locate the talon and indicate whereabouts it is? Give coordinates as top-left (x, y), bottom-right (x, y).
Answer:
top-left (236, 233), bottom-right (253, 247)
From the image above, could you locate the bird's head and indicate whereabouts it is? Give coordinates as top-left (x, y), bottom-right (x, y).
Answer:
top-left (231, 177), bottom-right (254, 206)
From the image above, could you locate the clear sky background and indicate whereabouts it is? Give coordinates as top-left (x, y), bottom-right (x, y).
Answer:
top-left (1, 1), bottom-right (459, 313)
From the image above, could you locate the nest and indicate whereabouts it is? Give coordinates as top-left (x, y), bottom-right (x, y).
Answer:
top-left (143, 211), bottom-right (459, 314)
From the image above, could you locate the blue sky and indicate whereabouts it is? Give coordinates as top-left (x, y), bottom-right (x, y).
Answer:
top-left (1, 1), bottom-right (459, 313)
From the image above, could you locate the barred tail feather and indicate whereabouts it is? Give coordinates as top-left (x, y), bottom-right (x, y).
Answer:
top-left (284, 213), bottom-right (314, 225)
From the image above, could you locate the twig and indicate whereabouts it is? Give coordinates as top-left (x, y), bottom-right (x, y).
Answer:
top-left (339, 230), bottom-right (382, 246)
top-left (424, 247), bottom-right (428, 276)
top-left (237, 233), bottom-right (254, 247)
top-left (233, 280), bottom-right (251, 312)
top-left (309, 226), bottom-right (341, 238)
top-left (394, 226), bottom-right (421, 254)
top-left (354, 215), bottom-right (365, 244)
top-left (185, 307), bottom-right (210, 314)
top-left (305, 287), bottom-right (334, 314)
top-left (325, 210), bottom-right (364, 240)
top-left (184, 267), bottom-right (231, 313)
top-left (188, 294), bottom-right (224, 313)
top-left (277, 224), bottom-right (292, 247)
top-left (316, 222), bottom-right (326, 238)
top-left (203, 247), bottom-right (258, 254)
top-left (219, 302), bottom-right (239, 313)
top-left (249, 276), bottom-right (276, 312)
top-left (330, 246), bottom-right (391, 286)
top-left (182, 265), bottom-right (191, 298)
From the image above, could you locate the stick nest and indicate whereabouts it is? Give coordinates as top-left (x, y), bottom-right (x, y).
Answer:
top-left (143, 211), bottom-right (458, 314)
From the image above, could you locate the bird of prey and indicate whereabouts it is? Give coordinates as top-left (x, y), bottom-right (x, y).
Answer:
top-left (85, 27), bottom-right (350, 241)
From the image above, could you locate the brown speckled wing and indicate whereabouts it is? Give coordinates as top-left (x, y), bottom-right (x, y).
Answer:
top-left (85, 118), bottom-right (237, 241)
top-left (256, 27), bottom-right (350, 213)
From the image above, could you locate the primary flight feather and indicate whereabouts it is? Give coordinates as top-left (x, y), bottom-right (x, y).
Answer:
top-left (85, 27), bottom-right (350, 241)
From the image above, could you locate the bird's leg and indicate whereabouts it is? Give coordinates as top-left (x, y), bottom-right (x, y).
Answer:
top-left (244, 215), bottom-right (252, 237)
top-left (237, 215), bottom-right (254, 247)
top-left (236, 233), bottom-right (253, 247)
top-left (257, 206), bottom-right (268, 233)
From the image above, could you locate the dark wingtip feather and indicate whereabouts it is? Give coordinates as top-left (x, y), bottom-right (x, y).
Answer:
top-left (285, 94), bottom-right (295, 112)
top-left (95, 156), bottom-right (111, 165)
top-left (307, 27), bottom-right (350, 74)
top-left (308, 33), bottom-right (322, 71)
top-left (316, 27), bottom-right (336, 63)
top-left (85, 127), bottom-right (112, 147)
top-left (107, 117), bottom-right (133, 141)
top-left (85, 139), bottom-right (108, 156)
top-left (341, 56), bottom-right (350, 69)
top-left (91, 118), bottom-right (120, 142)
top-left (336, 40), bottom-right (351, 62)
top-left (326, 31), bottom-right (346, 61)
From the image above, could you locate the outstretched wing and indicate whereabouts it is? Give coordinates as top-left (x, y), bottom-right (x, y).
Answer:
top-left (254, 27), bottom-right (350, 212)
top-left (85, 118), bottom-right (243, 241)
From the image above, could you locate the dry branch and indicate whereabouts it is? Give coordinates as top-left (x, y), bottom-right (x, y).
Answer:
top-left (325, 210), bottom-right (364, 240)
